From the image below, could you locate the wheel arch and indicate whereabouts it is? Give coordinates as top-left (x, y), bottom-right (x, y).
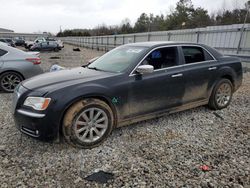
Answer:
top-left (208, 67), bottom-right (236, 99)
top-left (216, 66), bottom-right (237, 91)
top-left (58, 94), bottom-right (119, 134)
top-left (220, 74), bottom-right (235, 90)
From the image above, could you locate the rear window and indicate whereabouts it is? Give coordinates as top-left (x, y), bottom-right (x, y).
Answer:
top-left (0, 49), bottom-right (7, 56)
top-left (182, 46), bottom-right (214, 64)
top-left (46, 38), bottom-right (56, 41)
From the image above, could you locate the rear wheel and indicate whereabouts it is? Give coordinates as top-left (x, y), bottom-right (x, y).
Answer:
top-left (54, 48), bottom-right (59, 52)
top-left (62, 98), bottom-right (114, 149)
top-left (208, 79), bottom-right (233, 110)
top-left (0, 72), bottom-right (23, 93)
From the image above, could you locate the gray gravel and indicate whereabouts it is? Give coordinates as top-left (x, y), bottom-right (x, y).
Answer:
top-left (0, 45), bottom-right (249, 187)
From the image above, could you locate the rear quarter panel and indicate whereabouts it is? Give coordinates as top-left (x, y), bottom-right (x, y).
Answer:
top-left (216, 56), bottom-right (242, 91)
top-left (1, 59), bottom-right (43, 79)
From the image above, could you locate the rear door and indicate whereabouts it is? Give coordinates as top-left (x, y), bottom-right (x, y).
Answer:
top-left (180, 45), bottom-right (218, 104)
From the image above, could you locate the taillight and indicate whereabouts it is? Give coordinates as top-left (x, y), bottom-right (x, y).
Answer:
top-left (26, 58), bottom-right (41, 65)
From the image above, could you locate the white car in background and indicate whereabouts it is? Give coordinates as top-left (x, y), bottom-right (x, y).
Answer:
top-left (25, 37), bottom-right (64, 50)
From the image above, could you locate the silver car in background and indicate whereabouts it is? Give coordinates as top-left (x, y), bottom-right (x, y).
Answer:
top-left (0, 42), bottom-right (43, 92)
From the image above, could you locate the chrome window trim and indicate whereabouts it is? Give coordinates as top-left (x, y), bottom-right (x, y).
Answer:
top-left (17, 109), bottom-right (45, 118)
top-left (129, 44), bottom-right (217, 76)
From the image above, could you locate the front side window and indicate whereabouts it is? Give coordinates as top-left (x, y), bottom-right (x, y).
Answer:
top-left (88, 46), bottom-right (148, 73)
top-left (182, 46), bottom-right (214, 64)
top-left (141, 47), bottom-right (179, 70)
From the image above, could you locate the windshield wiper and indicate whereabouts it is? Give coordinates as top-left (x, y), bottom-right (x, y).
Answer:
top-left (87, 66), bottom-right (100, 71)
top-left (87, 66), bottom-right (113, 73)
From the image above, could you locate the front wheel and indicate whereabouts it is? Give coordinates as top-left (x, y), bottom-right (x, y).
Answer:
top-left (54, 48), bottom-right (59, 52)
top-left (62, 98), bottom-right (114, 149)
top-left (208, 79), bottom-right (233, 110)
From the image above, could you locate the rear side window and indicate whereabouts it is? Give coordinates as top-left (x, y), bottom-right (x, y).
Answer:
top-left (182, 46), bottom-right (214, 64)
top-left (0, 49), bottom-right (7, 56)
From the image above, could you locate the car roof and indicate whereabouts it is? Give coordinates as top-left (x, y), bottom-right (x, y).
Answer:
top-left (125, 41), bottom-right (200, 48)
top-left (0, 42), bottom-right (31, 58)
top-left (124, 41), bottom-right (223, 58)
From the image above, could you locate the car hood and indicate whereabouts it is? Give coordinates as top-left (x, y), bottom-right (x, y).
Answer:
top-left (22, 67), bottom-right (115, 92)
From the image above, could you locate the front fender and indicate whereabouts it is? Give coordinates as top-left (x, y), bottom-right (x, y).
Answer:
top-left (47, 84), bottom-right (119, 131)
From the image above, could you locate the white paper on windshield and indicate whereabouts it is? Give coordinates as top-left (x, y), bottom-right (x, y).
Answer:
top-left (126, 49), bottom-right (143, 53)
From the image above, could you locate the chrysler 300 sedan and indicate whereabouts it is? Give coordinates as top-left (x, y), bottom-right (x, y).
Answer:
top-left (12, 42), bottom-right (242, 148)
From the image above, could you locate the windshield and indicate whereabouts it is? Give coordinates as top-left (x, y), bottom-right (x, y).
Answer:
top-left (88, 46), bottom-right (147, 72)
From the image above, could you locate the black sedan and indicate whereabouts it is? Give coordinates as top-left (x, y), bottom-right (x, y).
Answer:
top-left (12, 42), bottom-right (242, 148)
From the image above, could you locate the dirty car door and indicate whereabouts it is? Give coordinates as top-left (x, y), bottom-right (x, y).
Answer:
top-left (180, 46), bottom-right (217, 104)
top-left (127, 46), bottom-right (185, 118)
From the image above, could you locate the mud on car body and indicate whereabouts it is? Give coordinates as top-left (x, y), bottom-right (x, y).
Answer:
top-left (12, 41), bottom-right (242, 148)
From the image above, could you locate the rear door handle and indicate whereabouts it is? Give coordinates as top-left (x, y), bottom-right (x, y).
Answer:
top-left (171, 73), bottom-right (183, 78)
top-left (208, 67), bottom-right (217, 71)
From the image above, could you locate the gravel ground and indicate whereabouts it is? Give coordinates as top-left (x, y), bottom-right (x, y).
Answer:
top-left (0, 45), bottom-right (249, 187)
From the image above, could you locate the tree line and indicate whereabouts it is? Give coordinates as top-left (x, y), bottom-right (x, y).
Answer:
top-left (57, 0), bottom-right (250, 37)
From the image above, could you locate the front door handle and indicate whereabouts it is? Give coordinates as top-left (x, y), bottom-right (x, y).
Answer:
top-left (208, 67), bottom-right (217, 71)
top-left (171, 73), bottom-right (183, 78)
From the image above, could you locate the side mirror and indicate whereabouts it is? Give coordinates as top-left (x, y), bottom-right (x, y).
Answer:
top-left (136, 65), bottom-right (154, 74)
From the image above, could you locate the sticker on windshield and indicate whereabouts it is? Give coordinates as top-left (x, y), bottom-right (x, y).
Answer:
top-left (126, 49), bottom-right (143, 53)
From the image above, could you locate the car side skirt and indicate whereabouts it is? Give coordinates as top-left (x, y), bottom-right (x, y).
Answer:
top-left (117, 99), bottom-right (209, 127)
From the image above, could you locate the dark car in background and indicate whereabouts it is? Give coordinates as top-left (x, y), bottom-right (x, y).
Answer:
top-left (14, 37), bottom-right (26, 46)
top-left (26, 37), bottom-right (63, 51)
top-left (12, 41), bottom-right (242, 148)
top-left (0, 38), bottom-right (16, 47)
top-left (30, 39), bottom-right (60, 52)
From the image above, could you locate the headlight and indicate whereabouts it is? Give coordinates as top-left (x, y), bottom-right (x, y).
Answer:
top-left (24, 97), bottom-right (51, 111)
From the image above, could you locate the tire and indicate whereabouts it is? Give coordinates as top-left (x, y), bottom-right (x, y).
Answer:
top-left (54, 48), bottom-right (59, 52)
top-left (208, 79), bottom-right (233, 110)
top-left (0, 72), bottom-right (23, 93)
top-left (62, 98), bottom-right (114, 149)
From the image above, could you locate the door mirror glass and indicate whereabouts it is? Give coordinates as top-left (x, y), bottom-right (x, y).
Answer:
top-left (136, 65), bottom-right (154, 74)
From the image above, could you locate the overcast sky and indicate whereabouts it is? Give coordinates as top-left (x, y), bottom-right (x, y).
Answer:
top-left (0, 0), bottom-right (247, 34)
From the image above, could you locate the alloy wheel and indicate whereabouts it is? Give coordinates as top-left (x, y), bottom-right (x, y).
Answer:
top-left (73, 107), bottom-right (109, 143)
top-left (215, 82), bottom-right (232, 108)
top-left (1, 73), bottom-right (22, 92)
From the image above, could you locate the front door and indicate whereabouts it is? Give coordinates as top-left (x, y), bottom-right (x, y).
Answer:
top-left (127, 46), bottom-right (186, 118)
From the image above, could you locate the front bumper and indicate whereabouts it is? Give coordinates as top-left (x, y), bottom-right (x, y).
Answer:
top-left (14, 108), bottom-right (58, 141)
top-left (12, 85), bottom-right (59, 141)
